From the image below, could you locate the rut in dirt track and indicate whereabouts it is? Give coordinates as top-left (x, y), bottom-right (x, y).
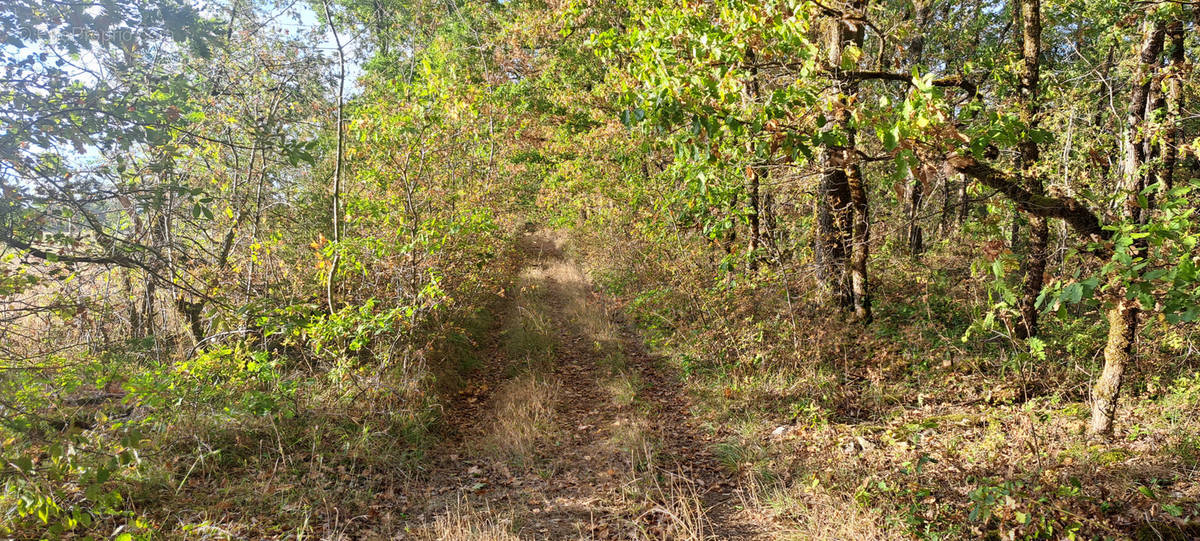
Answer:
top-left (398, 229), bottom-right (767, 540)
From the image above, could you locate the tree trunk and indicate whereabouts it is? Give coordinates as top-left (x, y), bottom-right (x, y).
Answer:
top-left (126, 271), bottom-right (143, 340)
top-left (1089, 298), bottom-right (1138, 435)
top-left (816, 160), bottom-right (853, 306)
top-left (958, 174), bottom-right (970, 226)
top-left (938, 175), bottom-right (952, 237)
top-left (815, 3), bottom-right (866, 307)
top-left (844, 0), bottom-right (870, 321)
top-left (1089, 13), bottom-right (1167, 436)
top-left (1159, 21), bottom-right (1184, 191)
top-left (947, 155), bottom-right (1108, 244)
top-left (763, 191), bottom-right (781, 258)
top-left (1017, 215), bottom-right (1047, 339)
top-left (847, 157), bottom-right (871, 322)
top-left (1123, 20), bottom-right (1164, 218)
top-left (748, 165), bottom-right (761, 271)
top-left (143, 278), bottom-right (156, 340)
top-left (746, 48), bottom-right (763, 271)
top-left (903, 0), bottom-right (931, 257)
top-left (1014, 0), bottom-right (1045, 340)
top-left (816, 0), bottom-right (869, 314)
top-left (175, 298), bottom-right (205, 343)
top-left (906, 172), bottom-right (924, 256)
top-left (324, 0), bottom-right (347, 315)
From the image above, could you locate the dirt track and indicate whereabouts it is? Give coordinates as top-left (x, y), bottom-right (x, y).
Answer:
top-left (396, 229), bottom-right (767, 540)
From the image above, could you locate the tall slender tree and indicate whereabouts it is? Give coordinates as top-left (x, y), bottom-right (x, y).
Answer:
top-left (1088, 10), bottom-right (1167, 435)
top-left (1014, 0), bottom-right (1046, 339)
top-left (324, 0), bottom-right (348, 315)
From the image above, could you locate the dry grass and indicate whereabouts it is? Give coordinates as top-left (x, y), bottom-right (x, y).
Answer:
top-left (524, 238), bottom-right (621, 350)
top-left (607, 418), bottom-right (655, 473)
top-left (614, 440), bottom-right (714, 541)
top-left (418, 497), bottom-right (521, 541)
top-left (565, 282), bottom-right (621, 348)
top-left (604, 405), bottom-right (714, 540)
top-left (487, 374), bottom-right (559, 467)
top-left (636, 471), bottom-right (712, 541)
top-left (742, 476), bottom-right (898, 540)
top-left (604, 371), bottom-right (642, 407)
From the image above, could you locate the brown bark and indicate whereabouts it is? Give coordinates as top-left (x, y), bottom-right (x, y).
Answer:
top-left (844, 4), bottom-right (870, 322)
top-left (748, 166), bottom-right (761, 271)
top-left (1015, 0), bottom-right (1046, 340)
top-left (946, 155), bottom-right (1108, 244)
top-left (1018, 218), bottom-right (1047, 338)
top-left (1088, 12), bottom-right (1168, 436)
top-left (1159, 21), bottom-right (1184, 191)
top-left (175, 298), bottom-right (206, 343)
top-left (903, 0), bottom-right (931, 257)
top-left (324, 0), bottom-right (347, 315)
top-left (1123, 20), bottom-right (1165, 227)
top-left (906, 175), bottom-right (924, 256)
top-left (746, 48), bottom-right (763, 271)
top-left (143, 278), bottom-right (156, 340)
top-left (815, 5), bottom-right (863, 306)
top-left (847, 157), bottom-right (871, 322)
top-left (958, 174), bottom-right (970, 225)
top-left (125, 271), bottom-right (143, 340)
top-left (841, 71), bottom-right (977, 96)
top-left (763, 191), bottom-right (786, 260)
top-left (816, 0), bottom-right (870, 318)
top-left (938, 175), bottom-right (953, 236)
top-left (817, 156), bottom-right (853, 306)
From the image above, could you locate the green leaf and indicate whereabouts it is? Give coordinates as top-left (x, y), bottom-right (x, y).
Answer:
top-left (86, 483), bottom-right (105, 501)
top-left (882, 123), bottom-right (900, 151)
top-left (192, 203), bottom-right (214, 221)
top-left (12, 455), bottom-right (33, 472)
top-left (840, 44), bottom-right (861, 71)
top-left (1064, 282), bottom-right (1084, 304)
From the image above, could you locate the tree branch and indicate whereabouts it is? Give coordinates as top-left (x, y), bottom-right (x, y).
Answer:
top-left (946, 154), bottom-right (1111, 250)
top-left (0, 233), bottom-right (128, 266)
top-left (842, 70), bottom-right (978, 96)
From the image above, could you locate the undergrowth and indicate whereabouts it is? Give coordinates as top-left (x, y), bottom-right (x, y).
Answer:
top-left (565, 215), bottom-right (1200, 540)
top-left (0, 229), bottom-right (523, 539)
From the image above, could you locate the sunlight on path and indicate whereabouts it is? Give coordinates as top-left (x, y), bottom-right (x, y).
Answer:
top-left (399, 229), bottom-right (768, 540)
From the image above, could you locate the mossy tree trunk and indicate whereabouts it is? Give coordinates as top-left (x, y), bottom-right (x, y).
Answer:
top-left (1087, 13), bottom-right (1167, 436)
top-left (1089, 298), bottom-right (1138, 435)
top-left (816, 0), bottom-right (870, 320)
top-left (1015, 0), bottom-right (1046, 340)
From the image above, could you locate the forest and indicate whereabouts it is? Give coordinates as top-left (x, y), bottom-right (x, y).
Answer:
top-left (1, 0), bottom-right (1198, 539)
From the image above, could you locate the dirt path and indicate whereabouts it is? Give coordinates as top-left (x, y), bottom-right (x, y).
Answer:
top-left (396, 229), bottom-right (767, 540)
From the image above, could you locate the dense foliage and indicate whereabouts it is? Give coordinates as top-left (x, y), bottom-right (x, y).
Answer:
top-left (1, 0), bottom-right (1197, 538)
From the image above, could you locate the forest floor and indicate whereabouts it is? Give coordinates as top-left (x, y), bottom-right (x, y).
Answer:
top-left (134, 226), bottom-right (1199, 540)
top-left (391, 229), bottom-right (770, 540)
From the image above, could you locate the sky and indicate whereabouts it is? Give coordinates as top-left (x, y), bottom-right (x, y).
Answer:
top-left (0, 0), bottom-right (369, 192)
top-left (256, 0), bottom-right (366, 95)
